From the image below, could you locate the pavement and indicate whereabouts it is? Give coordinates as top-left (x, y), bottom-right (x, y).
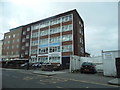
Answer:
top-left (108, 78), bottom-right (120, 86)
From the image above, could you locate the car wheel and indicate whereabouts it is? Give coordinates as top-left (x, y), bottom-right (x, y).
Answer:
top-left (81, 71), bottom-right (83, 74)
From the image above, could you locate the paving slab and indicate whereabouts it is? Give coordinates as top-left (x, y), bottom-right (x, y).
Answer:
top-left (108, 78), bottom-right (120, 86)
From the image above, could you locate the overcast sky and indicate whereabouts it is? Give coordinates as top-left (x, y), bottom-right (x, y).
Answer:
top-left (0, 0), bottom-right (118, 56)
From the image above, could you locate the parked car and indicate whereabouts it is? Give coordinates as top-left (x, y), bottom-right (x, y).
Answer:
top-left (41, 64), bottom-right (53, 71)
top-left (32, 63), bottom-right (42, 68)
top-left (20, 63), bottom-right (28, 67)
top-left (80, 62), bottom-right (97, 74)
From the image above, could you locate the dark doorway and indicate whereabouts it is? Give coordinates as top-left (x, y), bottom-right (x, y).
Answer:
top-left (62, 57), bottom-right (70, 69)
top-left (116, 57), bottom-right (120, 78)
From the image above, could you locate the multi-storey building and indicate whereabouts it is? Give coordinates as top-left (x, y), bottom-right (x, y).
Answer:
top-left (0, 40), bottom-right (3, 61)
top-left (28, 9), bottom-right (85, 65)
top-left (2, 9), bottom-right (85, 66)
top-left (20, 25), bottom-right (31, 60)
top-left (2, 26), bottom-right (23, 60)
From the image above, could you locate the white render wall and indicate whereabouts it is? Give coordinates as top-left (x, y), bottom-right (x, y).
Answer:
top-left (102, 50), bottom-right (120, 77)
top-left (69, 55), bottom-right (103, 72)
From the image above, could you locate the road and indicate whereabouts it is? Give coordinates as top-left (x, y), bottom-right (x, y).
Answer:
top-left (2, 69), bottom-right (119, 89)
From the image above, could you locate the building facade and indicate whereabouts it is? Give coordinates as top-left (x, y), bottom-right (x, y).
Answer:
top-left (0, 40), bottom-right (3, 61)
top-left (2, 9), bottom-right (85, 65)
top-left (2, 27), bottom-right (23, 60)
top-left (28, 9), bottom-right (85, 64)
top-left (20, 25), bottom-right (31, 60)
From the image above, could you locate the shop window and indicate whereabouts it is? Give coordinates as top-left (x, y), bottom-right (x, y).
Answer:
top-left (49, 56), bottom-right (60, 63)
top-left (39, 48), bottom-right (48, 54)
top-left (50, 46), bottom-right (60, 53)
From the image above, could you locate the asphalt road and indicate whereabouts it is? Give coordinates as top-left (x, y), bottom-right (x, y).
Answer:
top-left (2, 69), bottom-right (119, 88)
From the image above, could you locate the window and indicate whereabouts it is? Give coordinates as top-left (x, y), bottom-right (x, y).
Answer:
top-left (62, 45), bottom-right (72, 52)
top-left (81, 30), bottom-right (83, 36)
top-left (39, 29), bottom-right (48, 36)
top-left (31, 58), bottom-right (37, 63)
top-left (16, 52), bottom-right (18, 55)
top-left (17, 33), bottom-right (19, 36)
top-left (39, 48), bottom-right (48, 54)
top-left (50, 27), bottom-right (60, 34)
top-left (16, 45), bottom-right (19, 48)
top-left (25, 50), bottom-right (28, 55)
top-left (62, 34), bottom-right (72, 41)
top-left (50, 46), bottom-right (60, 53)
top-left (11, 52), bottom-right (13, 55)
top-left (9, 35), bottom-right (11, 38)
top-left (12, 46), bottom-right (14, 49)
top-left (17, 39), bottom-right (19, 42)
top-left (8, 41), bottom-right (10, 44)
top-left (40, 21), bottom-right (49, 28)
top-left (27, 27), bottom-right (30, 31)
top-left (80, 38), bottom-right (83, 44)
top-left (50, 36), bottom-right (60, 43)
top-left (31, 40), bottom-right (38, 46)
top-left (7, 46), bottom-right (10, 49)
top-left (80, 38), bottom-right (82, 43)
top-left (22, 46), bottom-right (25, 50)
top-left (31, 49), bottom-right (37, 54)
top-left (21, 54), bottom-right (24, 57)
top-left (62, 14), bottom-right (72, 22)
top-left (82, 39), bottom-right (84, 44)
top-left (32, 32), bottom-right (38, 38)
top-left (12, 40), bottom-right (14, 43)
top-left (26, 35), bottom-right (29, 39)
top-left (81, 47), bottom-right (84, 54)
top-left (39, 38), bottom-right (48, 45)
top-left (4, 41), bottom-right (6, 45)
top-left (22, 38), bottom-right (25, 42)
top-left (79, 21), bottom-right (81, 25)
top-left (23, 31), bottom-right (26, 35)
top-left (62, 24), bottom-right (72, 32)
top-left (38, 57), bottom-right (48, 63)
top-left (13, 34), bottom-right (15, 37)
top-left (31, 24), bottom-right (39, 30)
top-left (50, 18), bottom-right (61, 25)
top-left (25, 43), bottom-right (29, 47)
top-left (79, 29), bottom-right (81, 34)
top-left (81, 24), bottom-right (83, 27)
top-left (49, 56), bottom-right (60, 63)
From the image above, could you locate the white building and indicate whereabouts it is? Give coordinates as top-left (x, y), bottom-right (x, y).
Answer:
top-left (69, 55), bottom-right (103, 72)
top-left (102, 50), bottom-right (120, 77)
